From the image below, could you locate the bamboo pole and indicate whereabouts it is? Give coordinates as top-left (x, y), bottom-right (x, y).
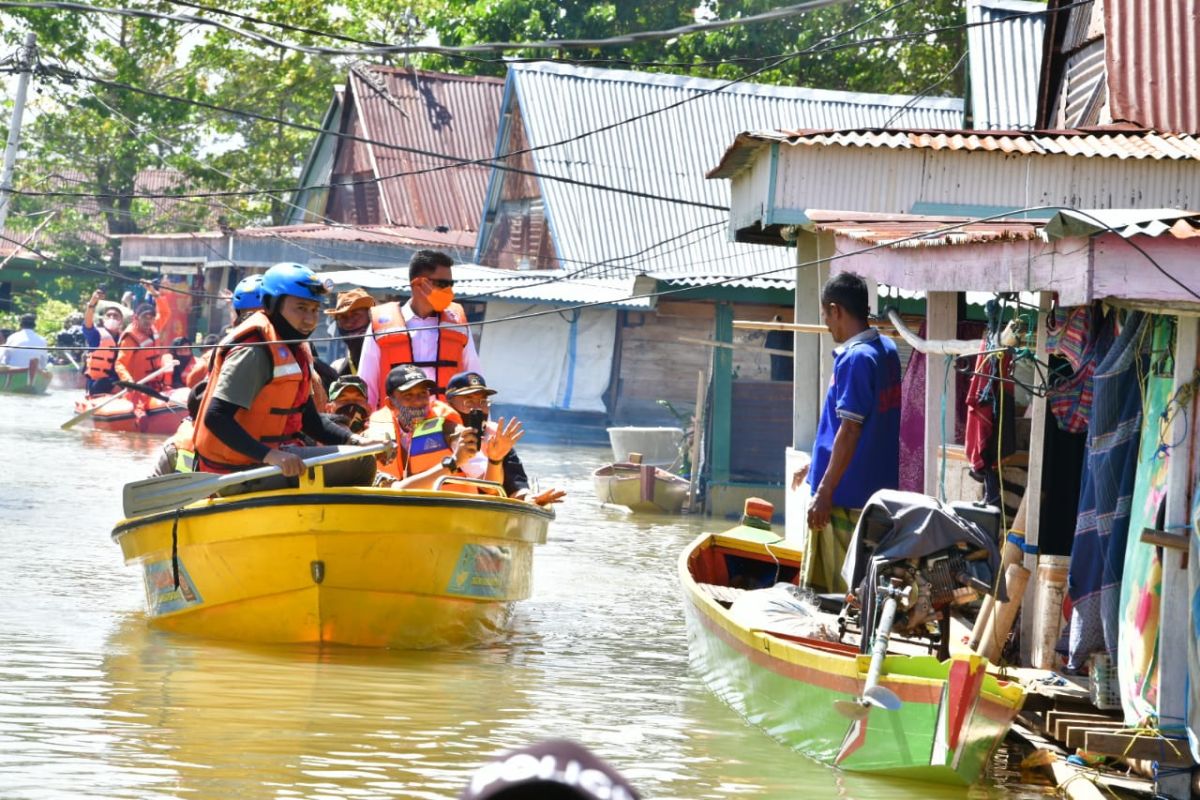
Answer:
top-left (733, 319), bottom-right (901, 339)
top-left (677, 336), bottom-right (795, 357)
top-left (978, 563), bottom-right (1031, 663)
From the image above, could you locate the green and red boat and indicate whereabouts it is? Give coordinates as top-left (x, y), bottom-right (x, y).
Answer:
top-left (0, 362), bottom-right (51, 394)
top-left (679, 499), bottom-right (1025, 785)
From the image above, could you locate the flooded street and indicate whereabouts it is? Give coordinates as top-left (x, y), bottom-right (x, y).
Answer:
top-left (0, 392), bottom-right (1044, 799)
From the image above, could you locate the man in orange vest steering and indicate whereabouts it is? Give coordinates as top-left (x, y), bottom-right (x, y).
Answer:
top-left (357, 250), bottom-right (481, 409)
top-left (192, 262), bottom-right (378, 487)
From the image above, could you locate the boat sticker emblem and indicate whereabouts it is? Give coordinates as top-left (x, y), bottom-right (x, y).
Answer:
top-left (446, 544), bottom-right (512, 598)
top-left (144, 558), bottom-right (203, 616)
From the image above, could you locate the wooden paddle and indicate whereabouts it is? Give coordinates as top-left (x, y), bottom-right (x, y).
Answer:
top-left (122, 442), bottom-right (389, 519)
top-left (60, 364), bottom-right (171, 431)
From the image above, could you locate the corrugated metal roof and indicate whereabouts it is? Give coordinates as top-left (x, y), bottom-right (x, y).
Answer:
top-left (117, 223), bottom-right (472, 250)
top-left (319, 263), bottom-right (653, 309)
top-left (348, 67), bottom-right (504, 234)
top-left (803, 210), bottom-right (1044, 247)
top-left (967, 0), bottom-right (1047, 130)
top-left (0, 227), bottom-right (44, 261)
top-left (498, 62), bottom-right (963, 278)
top-left (709, 127), bottom-right (1200, 177)
top-left (1045, 208), bottom-right (1200, 239)
top-left (1105, 0), bottom-right (1200, 135)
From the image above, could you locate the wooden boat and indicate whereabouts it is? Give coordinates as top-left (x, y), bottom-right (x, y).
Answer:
top-left (74, 388), bottom-right (188, 434)
top-left (112, 467), bottom-right (553, 649)
top-left (593, 460), bottom-right (689, 514)
top-left (0, 362), bottom-right (51, 394)
top-left (679, 503), bottom-right (1025, 785)
top-left (48, 362), bottom-right (86, 390)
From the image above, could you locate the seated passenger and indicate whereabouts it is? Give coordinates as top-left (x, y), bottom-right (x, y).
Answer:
top-left (325, 375), bottom-right (370, 434)
top-left (443, 371), bottom-right (565, 506)
top-left (167, 336), bottom-right (195, 389)
top-left (150, 381), bottom-right (204, 477)
top-left (115, 303), bottom-right (166, 390)
top-left (191, 262), bottom-right (377, 489)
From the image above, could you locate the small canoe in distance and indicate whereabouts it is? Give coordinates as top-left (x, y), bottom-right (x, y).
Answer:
top-left (593, 461), bottom-right (689, 514)
top-left (0, 363), bottom-right (51, 394)
top-left (679, 509), bottom-right (1025, 785)
top-left (74, 389), bottom-right (188, 434)
top-left (111, 470), bottom-right (553, 649)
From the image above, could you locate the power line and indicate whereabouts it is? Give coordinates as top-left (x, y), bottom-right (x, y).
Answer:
top-left (6, 0), bottom-right (1087, 207)
top-left (0, 0), bottom-right (856, 57)
top-left (5, 204), bottom-right (1191, 353)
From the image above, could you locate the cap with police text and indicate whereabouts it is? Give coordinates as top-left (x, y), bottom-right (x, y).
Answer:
top-left (325, 287), bottom-right (376, 316)
top-left (446, 371), bottom-right (498, 398)
top-left (329, 375), bottom-right (369, 401)
top-left (385, 364), bottom-right (435, 395)
top-left (459, 739), bottom-right (641, 800)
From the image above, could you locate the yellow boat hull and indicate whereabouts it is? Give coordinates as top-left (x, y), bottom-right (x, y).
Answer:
top-left (112, 487), bottom-right (553, 648)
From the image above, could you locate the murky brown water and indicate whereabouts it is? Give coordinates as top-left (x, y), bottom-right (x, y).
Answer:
top-left (0, 391), bottom-right (1050, 799)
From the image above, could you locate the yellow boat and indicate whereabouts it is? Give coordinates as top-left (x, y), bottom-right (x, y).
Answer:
top-left (112, 469), bottom-right (553, 649)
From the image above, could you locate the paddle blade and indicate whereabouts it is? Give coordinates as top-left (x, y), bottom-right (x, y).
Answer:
top-left (122, 471), bottom-right (220, 518)
top-left (833, 699), bottom-right (870, 720)
top-left (863, 685), bottom-right (902, 711)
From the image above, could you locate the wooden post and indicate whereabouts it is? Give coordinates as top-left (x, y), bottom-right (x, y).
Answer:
top-left (1019, 292), bottom-right (1051, 666)
top-left (710, 301), bottom-right (734, 485)
top-left (687, 369), bottom-right (707, 512)
top-left (1157, 315), bottom-right (1197, 800)
top-left (792, 231), bottom-right (827, 451)
top-left (923, 292), bottom-right (958, 496)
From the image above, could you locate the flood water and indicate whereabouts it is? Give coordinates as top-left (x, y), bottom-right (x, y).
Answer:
top-left (0, 392), bottom-right (1050, 799)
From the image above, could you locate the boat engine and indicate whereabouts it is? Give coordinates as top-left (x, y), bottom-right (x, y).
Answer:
top-left (838, 492), bottom-right (1001, 656)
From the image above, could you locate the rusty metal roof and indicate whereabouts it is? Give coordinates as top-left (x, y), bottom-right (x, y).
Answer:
top-left (346, 67), bottom-right (503, 235)
top-left (802, 210), bottom-right (1045, 248)
top-left (708, 127), bottom-right (1200, 178)
top-left (1105, 0), bottom-right (1200, 135)
top-left (232, 223), bottom-right (472, 249)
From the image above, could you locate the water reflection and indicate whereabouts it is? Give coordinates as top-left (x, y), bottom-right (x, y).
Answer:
top-left (0, 394), bottom-right (1051, 799)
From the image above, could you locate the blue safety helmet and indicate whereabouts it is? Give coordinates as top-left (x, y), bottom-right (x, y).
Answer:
top-left (231, 274), bottom-right (264, 311)
top-left (260, 263), bottom-right (328, 303)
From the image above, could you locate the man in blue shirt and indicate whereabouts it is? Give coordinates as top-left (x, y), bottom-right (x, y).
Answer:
top-left (800, 272), bottom-right (901, 592)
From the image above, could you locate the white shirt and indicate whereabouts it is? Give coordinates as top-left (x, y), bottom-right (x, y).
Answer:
top-left (359, 299), bottom-right (481, 408)
top-left (0, 328), bottom-right (48, 369)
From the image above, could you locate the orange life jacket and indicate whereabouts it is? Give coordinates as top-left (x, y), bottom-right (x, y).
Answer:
top-left (192, 312), bottom-right (312, 473)
top-left (116, 325), bottom-right (162, 384)
top-left (85, 327), bottom-right (118, 381)
top-left (369, 301), bottom-right (470, 396)
top-left (366, 400), bottom-right (463, 481)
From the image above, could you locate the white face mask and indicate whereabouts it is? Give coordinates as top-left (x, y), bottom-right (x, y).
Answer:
top-left (103, 317), bottom-right (122, 333)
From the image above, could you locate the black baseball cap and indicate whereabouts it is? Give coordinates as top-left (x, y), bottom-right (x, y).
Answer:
top-left (446, 371), bottom-right (498, 398)
top-left (385, 364), bottom-right (435, 395)
top-left (459, 739), bottom-right (641, 800)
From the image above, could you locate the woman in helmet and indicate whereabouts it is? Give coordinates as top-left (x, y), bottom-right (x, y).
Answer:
top-left (192, 263), bottom-right (378, 486)
top-left (228, 273), bottom-right (264, 330)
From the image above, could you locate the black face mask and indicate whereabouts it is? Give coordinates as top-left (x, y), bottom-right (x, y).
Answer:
top-left (335, 404), bottom-right (368, 433)
top-left (268, 307), bottom-right (310, 342)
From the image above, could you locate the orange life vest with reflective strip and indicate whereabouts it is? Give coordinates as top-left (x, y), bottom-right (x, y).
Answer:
top-left (192, 312), bottom-right (312, 472)
top-left (369, 301), bottom-right (469, 396)
top-left (116, 325), bottom-right (161, 383)
top-left (85, 327), bottom-right (118, 381)
top-left (366, 400), bottom-right (463, 481)
top-left (170, 418), bottom-right (197, 472)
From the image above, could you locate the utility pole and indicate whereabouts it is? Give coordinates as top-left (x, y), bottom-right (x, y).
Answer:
top-left (0, 32), bottom-right (37, 235)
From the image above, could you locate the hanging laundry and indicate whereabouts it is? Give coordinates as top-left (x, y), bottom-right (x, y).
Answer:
top-left (1118, 316), bottom-right (1174, 725)
top-left (1048, 304), bottom-right (1115, 434)
top-left (1066, 311), bottom-right (1150, 671)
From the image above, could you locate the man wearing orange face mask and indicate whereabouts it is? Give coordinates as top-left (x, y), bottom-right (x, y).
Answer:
top-left (358, 249), bottom-right (481, 409)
